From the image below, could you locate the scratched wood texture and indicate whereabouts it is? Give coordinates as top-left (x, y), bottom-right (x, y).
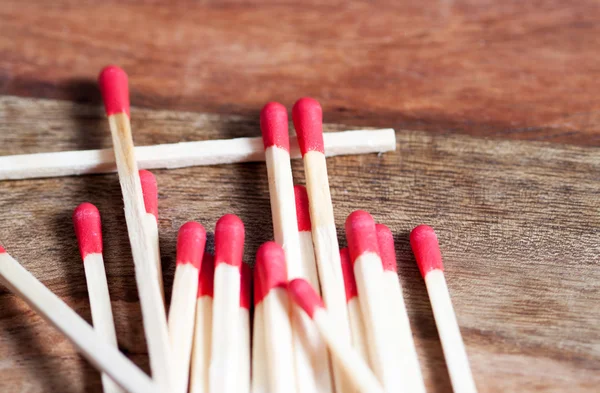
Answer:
top-left (0, 96), bottom-right (598, 392)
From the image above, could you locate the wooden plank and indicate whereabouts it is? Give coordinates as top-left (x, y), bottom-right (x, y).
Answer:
top-left (0, 97), bottom-right (599, 392)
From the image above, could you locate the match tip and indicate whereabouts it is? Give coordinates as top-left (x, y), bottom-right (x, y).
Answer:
top-left (139, 170), bottom-right (158, 220)
top-left (0, 244), bottom-right (5, 253)
top-left (292, 97), bottom-right (324, 155)
top-left (214, 214), bottom-right (245, 268)
top-left (73, 202), bottom-right (103, 260)
top-left (340, 248), bottom-right (358, 301)
top-left (260, 102), bottom-right (290, 152)
top-left (176, 222), bottom-right (206, 269)
top-left (345, 210), bottom-right (380, 263)
top-left (376, 224), bottom-right (397, 272)
top-left (253, 268), bottom-right (264, 305)
top-left (410, 224), bottom-right (444, 277)
top-left (98, 65), bottom-right (130, 117)
top-left (240, 263), bottom-right (252, 309)
top-left (197, 253), bottom-right (215, 298)
top-left (288, 278), bottom-right (324, 319)
top-left (255, 242), bottom-right (288, 299)
top-left (294, 185), bottom-right (311, 232)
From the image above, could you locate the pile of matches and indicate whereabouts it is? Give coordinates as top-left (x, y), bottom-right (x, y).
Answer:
top-left (0, 66), bottom-right (477, 393)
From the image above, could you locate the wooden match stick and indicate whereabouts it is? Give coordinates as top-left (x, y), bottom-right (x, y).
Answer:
top-left (288, 278), bottom-right (385, 393)
top-left (73, 203), bottom-right (124, 393)
top-left (209, 214), bottom-right (245, 393)
top-left (410, 225), bottom-right (478, 393)
top-left (168, 222), bottom-right (206, 393)
top-left (0, 246), bottom-right (158, 393)
top-left (340, 248), bottom-right (369, 364)
top-left (139, 169), bottom-right (165, 302)
top-left (239, 263), bottom-right (252, 393)
top-left (250, 267), bottom-right (269, 393)
top-left (190, 254), bottom-right (214, 393)
top-left (345, 211), bottom-right (402, 391)
top-left (255, 242), bottom-right (298, 393)
top-left (376, 224), bottom-right (426, 393)
top-left (292, 97), bottom-right (353, 392)
top-left (294, 185), bottom-right (321, 290)
top-left (98, 65), bottom-right (172, 392)
top-left (261, 103), bottom-right (333, 393)
top-left (0, 129), bottom-right (396, 181)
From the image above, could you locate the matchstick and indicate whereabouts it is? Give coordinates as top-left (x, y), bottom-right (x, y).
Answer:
top-left (376, 223), bottom-right (426, 393)
top-left (261, 103), bottom-right (333, 393)
top-left (0, 247), bottom-right (158, 393)
top-left (288, 278), bottom-right (385, 393)
top-left (292, 97), bottom-right (352, 391)
top-left (139, 169), bottom-right (165, 302)
top-left (190, 254), bottom-right (214, 393)
top-left (340, 248), bottom-right (369, 364)
top-left (239, 263), bottom-right (252, 393)
top-left (73, 203), bottom-right (124, 393)
top-left (209, 214), bottom-right (244, 393)
top-left (251, 267), bottom-right (269, 393)
top-left (345, 210), bottom-right (401, 391)
top-left (410, 225), bottom-right (478, 393)
top-left (294, 185), bottom-right (320, 290)
top-left (0, 130), bottom-right (396, 181)
top-left (255, 242), bottom-right (298, 393)
top-left (168, 222), bottom-right (206, 393)
top-left (98, 65), bottom-right (172, 392)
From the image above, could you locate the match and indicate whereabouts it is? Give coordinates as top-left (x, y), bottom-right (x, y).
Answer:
top-left (239, 263), bottom-right (252, 393)
top-left (98, 65), bottom-right (172, 392)
top-left (250, 267), bottom-right (269, 393)
top-left (410, 225), bottom-right (478, 393)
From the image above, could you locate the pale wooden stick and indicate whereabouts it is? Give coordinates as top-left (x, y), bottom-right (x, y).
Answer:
top-left (73, 203), bottom-right (124, 393)
top-left (288, 279), bottom-right (385, 393)
top-left (0, 249), bottom-right (157, 393)
top-left (261, 103), bottom-right (333, 393)
top-left (238, 264), bottom-right (251, 393)
top-left (0, 129), bottom-right (396, 181)
top-left (411, 225), bottom-right (478, 393)
top-left (250, 268), bottom-right (270, 393)
top-left (99, 65), bottom-right (172, 392)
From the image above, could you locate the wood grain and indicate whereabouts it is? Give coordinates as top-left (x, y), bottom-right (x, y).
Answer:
top-left (0, 97), bottom-right (598, 392)
top-left (1, 1), bottom-right (600, 146)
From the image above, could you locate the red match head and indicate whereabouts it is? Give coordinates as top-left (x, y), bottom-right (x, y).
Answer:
top-left (197, 253), bottom-right (215, 298)
top-left (253, 267), bottom-right (264, 306)
top-left (255, 242), bottom-right (288, 300)
top-left (292, 97), bottom-right (324, 156)
top-left (288, 278), bottom-right (325, 319)
top-left (294, 185), bottom-right (311, 232)
top-left (260, 102), bottom-right (290, 152)
top-left (176, 222), bottom-right (206, 269)
top-left (214, 214), bottom-right (245, 268)
top-left (340, 248), bottom-right (358, 302)
top-left (345, 210), bottom-right (380, 263)
top-left (0, 244), bottom-right (5, 254)
top-left (98, 65), bottom-right (130, 117)
top-left (73, 202), bottom-right (103, 260)
top-left (376, 224), bottom-right (397, 272)
top-left (410, 225), bottom-right (444, 278)
top-left (139, 170), bottom-right (158, 220)
top-left (240, 263), bottom-right (252, 309)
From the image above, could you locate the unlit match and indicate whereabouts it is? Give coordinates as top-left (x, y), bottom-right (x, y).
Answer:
top-left (250, 267), bottom-right (269, 393)
top-left (239, 263), bottom-right (252, 393)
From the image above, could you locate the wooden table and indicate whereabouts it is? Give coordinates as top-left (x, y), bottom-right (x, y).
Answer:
top-left (0, 1), bottom-right (599, 392)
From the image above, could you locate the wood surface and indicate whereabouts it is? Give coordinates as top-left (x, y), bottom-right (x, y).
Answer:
top-left (0, 96), bottom-right (598, 392)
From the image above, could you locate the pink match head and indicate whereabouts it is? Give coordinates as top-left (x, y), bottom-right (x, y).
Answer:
top-left (73, 202), bottom-right (103, 260)
top-left (214, 214), bottom-right (245, 268)
top-left (0, 244), bottom-right (5, 254)
top-left (197, 253), bottom-right (215, 298)
top-left (255, 242), bottom-right (288, 299)
top-left (410, 225), bottom-right (444, 278)
top-left (345, 210), bottom-right (380, 263)
top-left (240, 263), bottom-right (252, 309)
top-left (260, 102), bottom-right (290, 152)
top-left (288, 278), bottom-right (324, 319)
top-left (376, 224), bottom-right (397, 272)
top-left (340, 248), bottom-right (358, 301)
top-left (292, 97), bottom-right (325, 155)
top-left (139, 170), bottom-right (158, 220)
top-left (294, 185), bottom-right (311, 232)
top-left (98, 65), bottom-right (130, 117)
top-left (176, 222), bottom-right (206, 269)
